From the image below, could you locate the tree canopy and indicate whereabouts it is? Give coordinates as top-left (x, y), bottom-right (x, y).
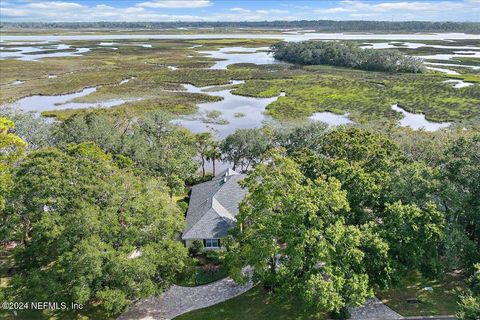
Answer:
top-left (2, 142), bottom-right (189, 315)
top-left (271, 41), bottom-right (425, 73)
top-left (2, 110), bottom-right (479, 317)
top-left (226, 127), bottom-right (479, 315)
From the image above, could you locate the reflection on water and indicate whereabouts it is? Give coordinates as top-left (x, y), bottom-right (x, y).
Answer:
top-left (391, 104), bottom-right (450, 131)
top-left (362, 41), bottom-right (479, 50)
top-left (309, 112), bottom-right (353, 125)
top-left (443, 79), bottom-right (474, 88)
top-left (173, 81), bottom-right (281, 138)
top-left (6, 80), bottom-right (25, 86)
top-left (6, 86), bottom-right (132, 112)
top-left (425, 62), bottom-right (480, 70)
top-left (199, 46), bottom-right (277, 69)
top-left (420, 51), bottom-right (480, 61)
top-left (119, 77), bottom-right (136, 85)
top-left (426, 66), bottom-right (459, 75)
top-left (99, 42), bottom-right (152, 48)
top-left (0, 44), bottom-right (90, 61)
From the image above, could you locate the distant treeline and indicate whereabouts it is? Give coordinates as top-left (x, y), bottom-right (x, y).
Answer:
top-left (271, 41), bottom-right (425, 73)
top-left (1, 20), bottom-right (480, 33)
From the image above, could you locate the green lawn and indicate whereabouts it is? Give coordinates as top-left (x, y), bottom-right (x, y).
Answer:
top-left (175, 271), bottom-right (466, 320)
top-left (376, 271), bottom-right (466, 316)
top-left (177, 265), bottom-right (229, 287)
top-left (175, 286), bottom-right (326, 320)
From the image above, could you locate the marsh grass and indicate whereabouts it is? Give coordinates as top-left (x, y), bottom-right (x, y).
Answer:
top-left (1, 38), bottom-right (479, 126)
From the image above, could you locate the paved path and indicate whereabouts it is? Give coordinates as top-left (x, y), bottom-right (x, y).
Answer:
top-left (118, 276), bottom-right (253, 320)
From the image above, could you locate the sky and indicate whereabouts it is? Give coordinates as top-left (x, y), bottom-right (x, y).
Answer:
top-left (1, 0), bottom-right (479, 22)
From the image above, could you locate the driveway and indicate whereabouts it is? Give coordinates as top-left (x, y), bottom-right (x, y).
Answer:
top-left (118, 276), bottom-right (253, 320)
top-left (119, 278), bottom-right (452, 320)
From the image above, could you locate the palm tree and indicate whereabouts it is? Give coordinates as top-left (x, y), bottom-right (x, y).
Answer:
top-left (206, 141), bottom-right (222, 176)
top-left (195, 132), bottom-right (213, 177)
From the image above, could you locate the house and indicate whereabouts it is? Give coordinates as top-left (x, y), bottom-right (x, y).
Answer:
top-left (182, 168), bottom-right (247, 250)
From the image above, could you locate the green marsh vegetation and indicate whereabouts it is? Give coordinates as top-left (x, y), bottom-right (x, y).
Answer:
top-left (231, 65), bottom-right (480, 124)
top-left (1, 38), bottom-right (479, 127)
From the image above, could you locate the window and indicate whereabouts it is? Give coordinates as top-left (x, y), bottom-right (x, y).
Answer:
top-left (204, 239), bottom-right (220, 248)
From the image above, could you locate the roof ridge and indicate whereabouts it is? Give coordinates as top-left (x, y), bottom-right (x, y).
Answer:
top-left (212, 197), bottom-right (236, 225)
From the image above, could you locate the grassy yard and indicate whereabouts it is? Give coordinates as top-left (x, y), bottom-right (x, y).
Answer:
top-left (377, 271), bottom-right (466, 316)
top-left (177, 265), bottom-right (229, 287)
top-left (175, 286), bottom-right (327, 320)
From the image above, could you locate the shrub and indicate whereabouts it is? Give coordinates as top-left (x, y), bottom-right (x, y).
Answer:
top-left (331, 307), bottom-right (351, 319)
top-left (206, 250), bottom-right (225, 265)
top-left (189, 240), bottom-right (204, 256)
top-left (97, 289), bottom-right (129, 316)
top-left (177, 200), bottom-right (188, 213)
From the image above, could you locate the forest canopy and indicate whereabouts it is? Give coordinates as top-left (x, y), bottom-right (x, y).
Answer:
top-left (271, 41), bottom-right (425, 73)
top-left (2, 20), bottom-right (480, 33)
top-left (1, 109), bottom-right (479, 318)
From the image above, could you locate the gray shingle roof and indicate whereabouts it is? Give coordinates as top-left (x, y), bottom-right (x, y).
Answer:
top-left (182, 168), bottom-right (247, 240)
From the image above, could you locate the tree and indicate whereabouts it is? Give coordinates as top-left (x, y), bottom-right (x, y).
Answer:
top-left (122, 111), bottom-right (198, 198)
top-left (2, 142), bottom-right (190, 315)
top-left (52, 111), bottom-right (198, 198)
top-left (458, 264), bottom-right (480, 320)
top-left (221, 128), bottom-right (270, 171)
top-left (442, 133), bottom-right (480, 245)
top-left (294, 128), bottom-right (403, 224)
top-left (318, 127), bottom-right (402, 173)
top-left (271, 41), bottom-right (424, 73)
top-left (1, 117), bottom-right (27, 243)
top-left (195, 132), bottom-right (213, 177)
top-left (382, 161), bottom-right (441, 208)
top-left (205, 140), bottom-right (222, 176)
top-left (52, 111), bottom-right (129, 153)
top-left (376, 201), bottom-right (445, 277)
top-left (0, 109), bottom-right (52, 150)
top-left (226, 152), bottom-right (390, 314)
top-left (270, 121), bottom-right (328, 155)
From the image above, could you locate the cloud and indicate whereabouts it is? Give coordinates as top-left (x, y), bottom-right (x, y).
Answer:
top-left (320, 7), bottom-right (353, 13)
top-left (372, 1), bottom-right (463, 11)
top-left (256, 9), bottom-right (288, 14)
top-left (26, 1), bottom-right (85, 10)
top-left (0, 1), bottom-right (205, 21)
top-left (137, 0), bottom-right (212, 8)
top-left (230, 7), bottom-right (251, 13)
top-left (316, 0), bottom-right (479, 20)
top-left (0, 1), bottom-right (294, 22)
top-left (0, 0), bottom-right (478, 22)
top-left (0, 7), bottom-right (30, 16)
